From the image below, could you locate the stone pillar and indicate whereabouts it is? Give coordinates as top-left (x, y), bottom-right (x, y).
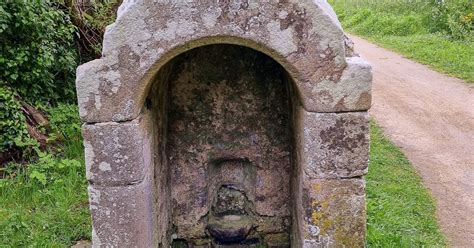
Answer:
top-left (82, 114), bottom-right (157, 247)
top-left (295, 109), bottom-right (369, 247)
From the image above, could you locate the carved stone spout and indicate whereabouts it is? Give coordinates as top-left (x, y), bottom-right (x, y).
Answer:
top-left (208, 185), bottom-right (254, 244)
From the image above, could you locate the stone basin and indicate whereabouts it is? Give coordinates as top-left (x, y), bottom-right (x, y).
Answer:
top-left (207, 215), bottom-right (254, 244)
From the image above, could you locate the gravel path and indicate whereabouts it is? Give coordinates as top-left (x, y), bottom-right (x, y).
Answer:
top-left (349, 35), bottom-right (474, 247)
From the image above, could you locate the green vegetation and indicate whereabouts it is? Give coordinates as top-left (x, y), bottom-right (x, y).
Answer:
top-left (0, 0), bottom-right (120, 156)
top-left (0, 104), bottom-right (90, 247)
top-left (0, 0), bottom-right (78, 154)
top-left (367, 121), bottom-right (446, 247)
top-left (367, 34), bottom-right (474, 82)
top-left (0, 2), bottom-right (119, 246)
top-left (0, 1), bottom-right (78, 104)
top-left (330, 0), bottom-right (474, 83)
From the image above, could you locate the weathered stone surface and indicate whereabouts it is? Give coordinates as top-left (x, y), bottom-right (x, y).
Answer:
top-left (75, 0), bottom-right (353, 123)
top-left (82, 114), bottom-right (152, 185)
top-left (296, 109), bottom-right (369, 178)
top-left (88, 176), bottom-right (156, 247)
top-left (302, 178), bottom-right (366, 247)
top-left (166, 45), bottom-right (291, 241)
top-left (305, 56), bottom-right (372, 112)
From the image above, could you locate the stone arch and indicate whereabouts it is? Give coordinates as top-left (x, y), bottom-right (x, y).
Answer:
top-left (79, 1), bottom-right (372, 247)
top-left (76, 0), bottom-right (371, 123)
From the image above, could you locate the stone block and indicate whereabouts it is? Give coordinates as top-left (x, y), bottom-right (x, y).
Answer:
top-left (302, 178), bottom-right (366, 247)
top-left (304, 56), bottom-right (372, 112)
top-left (82, 114), bottom-right (152, 185)
top-left (89, 176), bottom-right (155, 247)
top-left (296, 110), bottom-right (369, 178)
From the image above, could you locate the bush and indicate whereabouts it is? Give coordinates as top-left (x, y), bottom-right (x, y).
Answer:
top-left (47, 103), bottom-right (83, 158)
top-left (0, 1), bottom-right (78, 105)
top-left (430, 0), bottom-right (474, 41)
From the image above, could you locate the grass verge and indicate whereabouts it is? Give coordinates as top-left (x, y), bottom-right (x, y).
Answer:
top-left (367, 120), bottom-right (446, 247)
top-left (0, 113), bottom-right (446, 246)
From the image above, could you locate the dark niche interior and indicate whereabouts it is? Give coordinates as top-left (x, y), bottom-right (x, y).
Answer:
top-left (150, 44), bottom-right (295, 247)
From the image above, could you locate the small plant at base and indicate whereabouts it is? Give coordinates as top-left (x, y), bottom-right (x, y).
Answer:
top-left (26, 149), bottom-right (82, 187)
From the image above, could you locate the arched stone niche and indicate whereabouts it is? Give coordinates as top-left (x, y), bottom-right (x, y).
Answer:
top-left (78, 1), bottom-right (372, 247)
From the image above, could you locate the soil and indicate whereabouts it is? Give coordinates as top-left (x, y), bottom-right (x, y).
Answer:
top-left (349, 35), bottom-right (474, 246)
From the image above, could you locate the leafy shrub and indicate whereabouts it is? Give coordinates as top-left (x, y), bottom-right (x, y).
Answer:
top-left (0, 87), bottom-right (36, 152)
top-left (430, 0), bottom-right (474, 41)
top-left (0, 1), bottom-right (78, 104)
top-left (0, 104), bottom-right (87, 246)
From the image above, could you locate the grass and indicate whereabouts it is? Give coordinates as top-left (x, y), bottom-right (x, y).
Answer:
top-left (0, 105), bottom-right (91, 247)
top-left (0, 145), bottom-right (90, 247)
top-left (329, 0), bottom-right (474, 83)
top-left (0, 111), bottom-right (446, 246)
top-left (367, 121), bottom-right (446, 247)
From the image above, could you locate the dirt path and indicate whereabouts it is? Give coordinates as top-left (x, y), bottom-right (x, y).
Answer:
top-left (348, 35), bottom-right (474, 247)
